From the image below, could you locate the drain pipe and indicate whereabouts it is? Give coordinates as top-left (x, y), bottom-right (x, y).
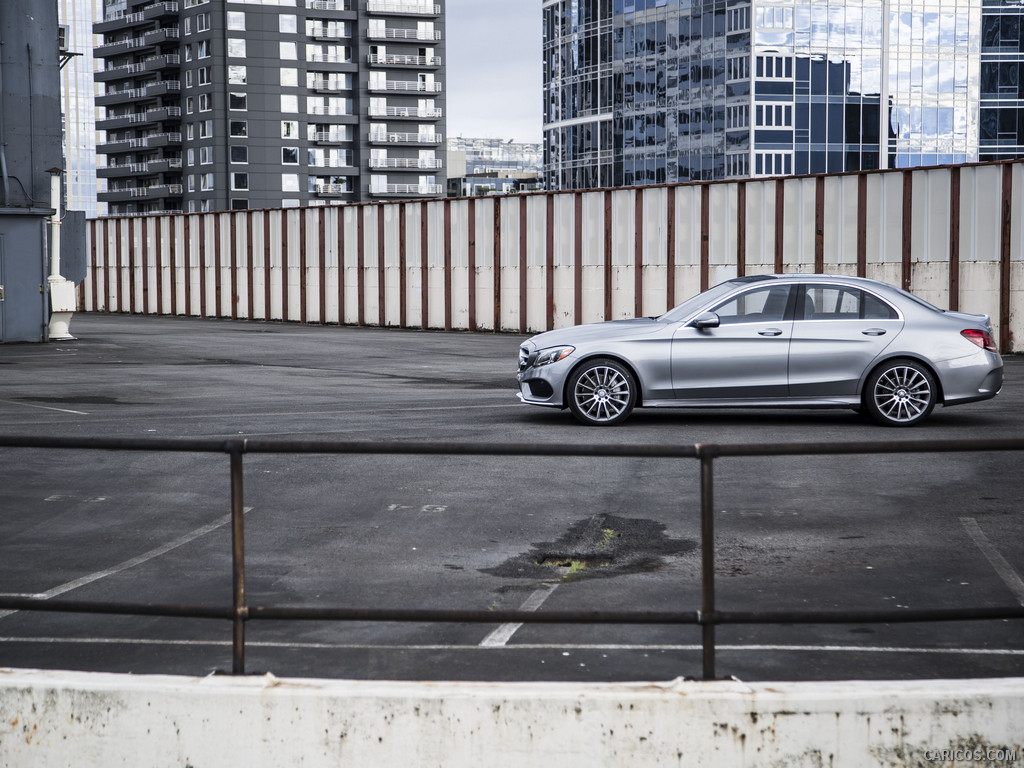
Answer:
top-left (0, 39), bottom-right (10, 206)
top-left (46, 167), bottom-right (75, 340)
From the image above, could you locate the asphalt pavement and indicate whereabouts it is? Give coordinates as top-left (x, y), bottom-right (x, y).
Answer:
top-left (1, 313), bottom-right (1022, 683)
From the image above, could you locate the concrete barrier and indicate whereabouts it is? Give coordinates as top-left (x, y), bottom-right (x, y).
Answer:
top-left (2, 668), bottom-right (1021, 767)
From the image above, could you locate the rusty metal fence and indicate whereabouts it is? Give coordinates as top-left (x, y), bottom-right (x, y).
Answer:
top-left (2, 434), bottom-right (1023, 680)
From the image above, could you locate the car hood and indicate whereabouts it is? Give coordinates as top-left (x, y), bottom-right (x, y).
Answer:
top-left (524, 318), bottom-right (664, 350)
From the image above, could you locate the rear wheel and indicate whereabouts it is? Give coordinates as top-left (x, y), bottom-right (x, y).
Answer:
top-left (567, 359), bottom-right (637, 426)
top-left (864, 359), bottom-right (936, 427)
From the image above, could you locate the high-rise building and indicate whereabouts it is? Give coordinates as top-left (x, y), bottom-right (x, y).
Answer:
top-left (59, 0), bottom-right (104, 217)
top-left (543, 0), bottom-right (1024, 190)
top-left (93, 0), bottom-right (446, 215)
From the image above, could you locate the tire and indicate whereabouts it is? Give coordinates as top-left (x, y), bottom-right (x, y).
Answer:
top-left (864, 359), bottom-right (937, 427)
top-left (566, 359), bottom-right (637, 426)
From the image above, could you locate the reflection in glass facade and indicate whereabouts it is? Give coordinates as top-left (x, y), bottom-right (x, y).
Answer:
top-left (543, 0), bottom-right (1024, 189)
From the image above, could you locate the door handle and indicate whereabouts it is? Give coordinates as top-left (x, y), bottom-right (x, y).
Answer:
top-left (861, 328), bottom-right (887, 336)
top-left (758, 328), bottom-right (783, 337)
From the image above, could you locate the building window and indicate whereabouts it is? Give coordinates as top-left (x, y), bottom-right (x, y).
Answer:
top-left (198, 67), bottom-right (211, 85)
top-left (231, 146), bottom-right (248, 163)
top-left (282, 147), bottom-right (299, 164)
top-left (281, 94), bottom-right (299, 113)
top-left (231, 173), bottom-right (249, 191)
top-left (185, 70), bottom-right (194, 88)
top-left (187, 148), bottom-right (195, 166)
top-left (280, 68), bottom-right (299, 87)
top-left (186, 96), bottom-right (194, 113)
top-left (227, 11), bottom-right (245, 31)
top-left (231, 199), bottom-right (249, 211)
top-left (280, 41), bottom-right (298, 60)
top-left (229, 92), bottom-right (247, 111)
top-left (756, 103), bottom-right (793, 127)
top-left (727, 104), bottom-right (749, 129)
top-left (228, 38), bottom-right (246, 58)
top-left (186, 123), bottom-right (195, 140)
top-left (756, 55), bottom-right (792, 79)
top-left (185, 43), bottom-right (192, 61)
top-left (229, 65), bottom-right (247, 85)
top-left (727, 56), bottom-right (749, 81)
top-left (280, 14), bottom-right (297, 34)
top-left (230, 120), bottom-right (247, 137)
top-left (201, 173), bottom-right (214, 191)
top-left (188, 174), bottom-right (195, 192)
top-left (199, 93), bottom-right (212, 112)
top-left (727, 6), bottom-right (750, 32)
top-left (199, 146), bottom-right (213, 164)
top-left (282, 120), bottom-right (299, 139)
top-left (197, 40), bottom-right (210, 58)
top-left (755, 152), bottom-right (792, 176)
top-left (756, 6), bottom-right (793, 29)
top-left (196, 12), bottom-right (210, 31)
top-left (282, 174), bottom-right (299, 192)
top-left (199, 119), bottom-right (213, 138)
top-left (184, 16), bottom-right (191, 35)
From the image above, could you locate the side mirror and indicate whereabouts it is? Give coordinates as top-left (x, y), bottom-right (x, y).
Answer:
top-left (691, 311), bottom-right (720, 330)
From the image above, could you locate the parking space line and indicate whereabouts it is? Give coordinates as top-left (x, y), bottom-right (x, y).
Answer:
top-left (0, 510), bottom-right (251, 621)
top-left (0, 399), bottom-right (89, 415)
top-left (479, 582), bottom-right (560, 647)
top-left (961, 517), bottom-right (1024, 605)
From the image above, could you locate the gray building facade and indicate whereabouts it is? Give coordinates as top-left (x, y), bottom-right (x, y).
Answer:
top-left (543, 0), bottom-right (1024, 190)
top-left (94, 0), bottom-right (445, 214)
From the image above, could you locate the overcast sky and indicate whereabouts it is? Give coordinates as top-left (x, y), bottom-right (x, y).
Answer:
top-left (444, 2), bottom-right (543, 144)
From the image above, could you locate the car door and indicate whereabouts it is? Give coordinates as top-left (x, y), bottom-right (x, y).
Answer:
top-left (671, 283), bottom-right (795, 399)
top-left (788, 284), bottom-right (904, 397)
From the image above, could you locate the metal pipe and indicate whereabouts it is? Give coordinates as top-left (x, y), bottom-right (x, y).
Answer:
top-left (700, 450), bottom-right (716, 680)
top-left (230, 443), bottom-right (246, 675)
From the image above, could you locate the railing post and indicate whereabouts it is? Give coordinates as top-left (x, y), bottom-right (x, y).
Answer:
top-left (700, 449), bottom-right (716, 680)
top-left (229, 441), bottom-right (247, 674)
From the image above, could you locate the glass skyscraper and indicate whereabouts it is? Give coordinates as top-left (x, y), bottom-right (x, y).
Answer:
top-left (543, 0), bottom-right (1024, 190)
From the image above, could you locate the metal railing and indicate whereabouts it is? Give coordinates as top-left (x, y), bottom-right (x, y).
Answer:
top-left (1, 435), bottom-right (1023, 680)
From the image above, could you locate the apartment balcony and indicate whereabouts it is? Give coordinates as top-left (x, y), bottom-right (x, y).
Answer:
top-left (313, 131), bottom-right (351, 144)
top-left (308, 24), bottom-right (348, 41)
top-left (369, 158), bottom-right (442, 170)
top-left (142, 2), bottom-right (179, 22)
top-left (307, 53), bottom-right (351, 64)
top-left (95, 26), bottom-right (178, 57)
top-left (368, 130), bottom-right (443, 145)
top-left (313, 183), bottom-right (352, 197)
top-left (309, 78), bottom-right (351, 92)
top-left (306, 0), bottom-right (350, 10)
top-left (97, 86), bottom-right (147, 106)
top-left (366, 0), bottom-right (440, 15)
top-left (142, 53), bottom-right (180, 73)
top-left (370, 183), bottom-right (442, 197)
top-left (96, 112), bottom-right (139, 131)
top-left (368, 79), bottom-right (442, 94)
top-left (367, 53), bottom-right (441, 68)
top-left (97, 163), bottom-right (149, 178)
top-left (366, 27), bottom-right (442, 41)
top-left (368, 105), bottom-right (442, 120)
top-left (146, 157), bottom-right (182, 173)
top-left (143, 132), bottom-right (182, 148)
top-left (144, 79), bottom-right (181, 98)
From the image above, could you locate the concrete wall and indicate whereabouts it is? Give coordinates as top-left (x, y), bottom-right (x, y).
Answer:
top-left (1, 668), bottom-right (1021, 767)
top-left (82, 160), bottom-right (1024, 352)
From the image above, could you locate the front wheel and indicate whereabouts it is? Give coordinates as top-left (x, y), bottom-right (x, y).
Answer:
top-left (864, 359), bottom-right (936, 427)
top-left (566, 359), bottom-right (637, 426)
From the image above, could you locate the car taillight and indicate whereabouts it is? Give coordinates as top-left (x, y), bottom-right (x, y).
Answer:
top-left (961, 329), bottom-right (997, 353)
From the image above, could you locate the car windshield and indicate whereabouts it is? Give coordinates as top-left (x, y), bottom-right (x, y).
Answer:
top-left (657, 281), bottom-right (748, 323)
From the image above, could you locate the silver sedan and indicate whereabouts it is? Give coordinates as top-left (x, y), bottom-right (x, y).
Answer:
top-left (516, 274), bottom-right (1003, 427)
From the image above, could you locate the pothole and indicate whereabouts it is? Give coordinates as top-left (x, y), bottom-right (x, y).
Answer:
top-left (482, 513), bottom-right (696, 581)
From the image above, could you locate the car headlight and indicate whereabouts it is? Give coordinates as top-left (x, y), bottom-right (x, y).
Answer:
top-left (534, 345), bottom-right (575, 367)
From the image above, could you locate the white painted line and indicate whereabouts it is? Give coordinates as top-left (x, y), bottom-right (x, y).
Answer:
top-left (0, 399), bottom-right (89, 415)
top-left (0, 637), bottom-right (1021, 657)
top-left (961, 517), bottom-right (1024, 605)
top-left (479, 582), bottom-right (559, 647)
top-left (0, 509), bottom-right (252, 621)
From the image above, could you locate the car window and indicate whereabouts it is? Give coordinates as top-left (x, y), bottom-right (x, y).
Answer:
top-left (801, 286), bottom-right (898, 320)
top-left (711, 285), bottom-right (791, 324)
